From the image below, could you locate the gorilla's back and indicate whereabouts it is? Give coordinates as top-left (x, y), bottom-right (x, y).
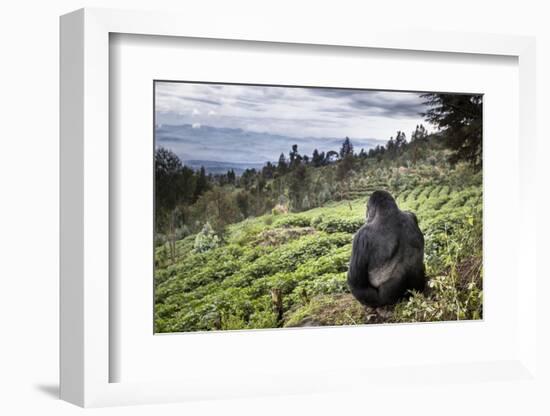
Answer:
top-left (365, 210), bottom-right (424, 288)
top-left (347, 190), bottom-right (426, 306)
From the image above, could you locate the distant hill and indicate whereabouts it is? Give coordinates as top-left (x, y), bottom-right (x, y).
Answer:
top-left (156, 123), bottom-right (386, 172)
top-left (183, 159), bottom-right (267, 175)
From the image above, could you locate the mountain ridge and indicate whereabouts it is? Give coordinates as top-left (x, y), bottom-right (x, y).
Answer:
top-left (156, 123), bottom-right (387, 173)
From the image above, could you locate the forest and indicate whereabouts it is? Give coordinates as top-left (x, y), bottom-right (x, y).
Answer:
top-left (154, 92), bottom-right (483, 332)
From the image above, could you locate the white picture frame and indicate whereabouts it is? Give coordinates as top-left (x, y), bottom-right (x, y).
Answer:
top-left (60, 7), bottom-right (539, 408)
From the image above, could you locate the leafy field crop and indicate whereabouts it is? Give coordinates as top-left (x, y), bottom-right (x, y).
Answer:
top-left (154, 161), bottom-right (482, 333)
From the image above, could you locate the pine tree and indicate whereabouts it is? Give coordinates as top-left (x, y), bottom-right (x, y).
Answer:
top-left (277, 152), bottom-right (288, 174)
top-left (422, 93), bottom-right (482, 169)
top-left (339, 137), bottom-right (354, 158)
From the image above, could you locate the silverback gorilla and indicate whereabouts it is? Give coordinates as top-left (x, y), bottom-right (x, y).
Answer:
top-left (348, 190), bottom-right (425, 307)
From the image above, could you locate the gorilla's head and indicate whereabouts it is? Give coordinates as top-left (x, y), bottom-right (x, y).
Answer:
top-left (366, 190), bottom-right (398, 222)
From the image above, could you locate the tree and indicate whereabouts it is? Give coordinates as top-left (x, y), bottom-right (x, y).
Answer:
top-left (339, 137), bottom-right (354, 158)
top-left (236, 190), bottom-right (251, 218)
top-left (410, 124), bottom-right (428, 165)
top-left (155, 147), bottom-right (183, 212)
top-left (422, 93), bottom-right (482, 170)
top-left (289, 144), bottom-right (302, 168)
top-left (394, 131), bottom-right (407, 149)
top-left (277, 152), bottom-right (288, 175)
top-left (370, 145), bottom-right (386, 162)
top-left (262, 161), bottom-right (276, 179)
top-left (195, 187), bottom-right (240, 238)
top-left (313, 178), bottom-right (330, 206)
top-left (336, 154), bottom-right (354, 182)
top-left (155, 147), bottom-right (195, 262)
top-left (194, 166), bottom-right (209, 201)
top-left (239, 168), bottom-right (256, 191)
top-left (336, 148), bottom-right (355, 209)
top-left (411, 124), bottom-right (428, 142)
top-left (312, 149), bottom-right (323, 167)
top-left (226, 169), bottom-right (236, 185)
top-left (301, 195), bottom-right (311, 210)
top-left (386, 136), bottom-right (396, 158)
top-left (288, 163), bottom-right (309, 211)
top-left (325, 150), bottom-right (339, 164)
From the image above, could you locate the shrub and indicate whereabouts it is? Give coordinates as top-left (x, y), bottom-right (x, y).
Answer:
top-left (193, 222), bottom-right (220, 253)
top-left (272, 204), bottom-right (288, 215)
top-left (273, 215), bottom-right (311, 228)
top-left (392, 273), bottom-right (482, 323)
top-left (314, 217), bottom-right (364, 233)
top-left (248, 310), bottom-right (279, 329)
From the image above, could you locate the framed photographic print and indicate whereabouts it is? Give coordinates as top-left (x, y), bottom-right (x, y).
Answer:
top-left (60, 8), bottom-right (540, 409)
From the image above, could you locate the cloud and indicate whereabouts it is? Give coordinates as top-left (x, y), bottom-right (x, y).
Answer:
top-left (192, 123), bottom-right (201, 129)
top-left (155, 81), bottom-right (433, 140)
top-left (156, 90), bottom-right (221, 106)
top-left (346, 93), bottom-right (426, 118)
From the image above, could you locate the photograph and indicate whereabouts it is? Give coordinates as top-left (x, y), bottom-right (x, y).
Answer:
top-left (153, 81), bottom-right (483, 333)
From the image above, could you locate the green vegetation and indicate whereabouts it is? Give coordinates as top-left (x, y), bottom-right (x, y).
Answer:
top-left (154, 154), bottom-right (482, 332)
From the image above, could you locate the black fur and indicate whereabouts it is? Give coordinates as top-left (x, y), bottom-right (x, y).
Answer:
top-left (347, 190), bottom-right (425, 307)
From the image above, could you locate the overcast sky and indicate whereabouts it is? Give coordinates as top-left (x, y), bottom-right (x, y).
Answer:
top-left (155, 82), bottom-right (430, 141)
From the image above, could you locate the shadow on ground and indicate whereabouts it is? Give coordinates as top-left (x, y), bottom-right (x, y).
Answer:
top-left (34, 383), bottom-right (59, 399)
